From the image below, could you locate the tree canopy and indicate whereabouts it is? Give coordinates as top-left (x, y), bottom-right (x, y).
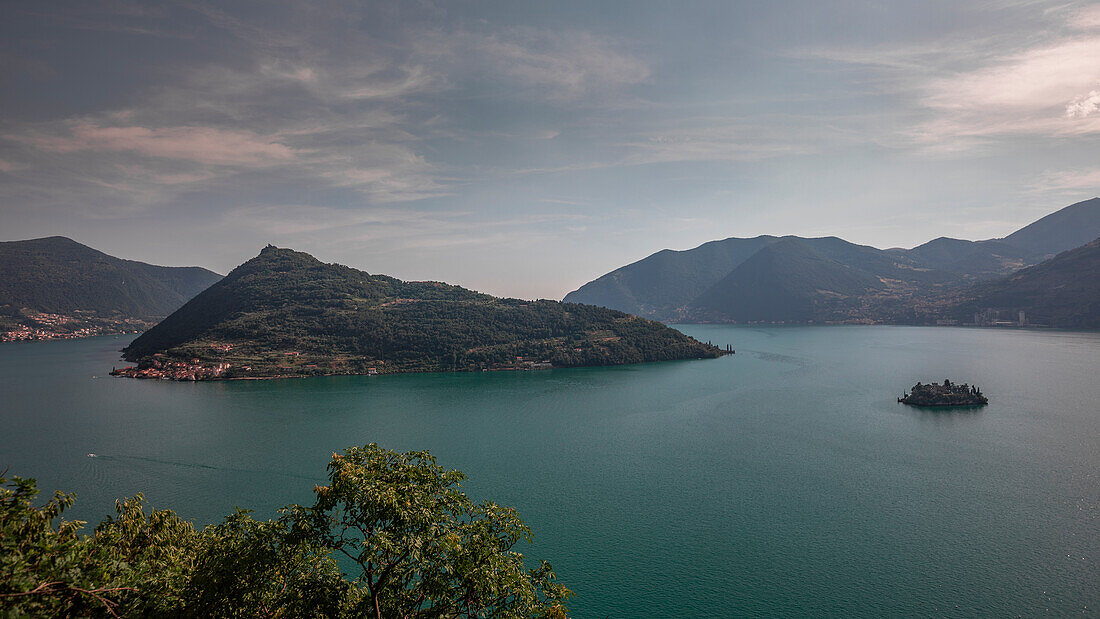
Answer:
top-left (0, 445), bottom-right (570, 617)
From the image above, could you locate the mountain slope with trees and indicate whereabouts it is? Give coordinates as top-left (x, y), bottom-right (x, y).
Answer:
top-left (686, 238), bottom-right (889, 323)
top-left (947, 238), bottom-right (1100, 328)
top-left (562, 235), bottom-right (779, 318)
top-left (118, 246), bottom-right (721, 379)
top-left (897, 237), bottom-right (1038, 280)
top-left (0, 236), bottom-right (222, 340)
top-left (563, 198), bottom-right (1100, 325)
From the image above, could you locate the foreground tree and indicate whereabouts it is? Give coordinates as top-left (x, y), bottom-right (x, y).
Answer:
top-left (288, 444), bottom-right (571, 618)
top-left (0, 478), bottom-right (197, 617)
top-left (0, 446), bottom-right (571, 617)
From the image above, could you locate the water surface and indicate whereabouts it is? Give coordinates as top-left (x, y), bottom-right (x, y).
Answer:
top-left (1, 326), bottom-right (1096, 616)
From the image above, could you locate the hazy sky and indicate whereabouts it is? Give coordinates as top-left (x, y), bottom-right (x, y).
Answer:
top-left (2, 1), bottom-right (1099, 299)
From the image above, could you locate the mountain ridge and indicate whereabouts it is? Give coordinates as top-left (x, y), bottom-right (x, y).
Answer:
top-left (564, 198), bottom-right (1100, 325)
top-left (1000, 198), bottom-right (1100, 258)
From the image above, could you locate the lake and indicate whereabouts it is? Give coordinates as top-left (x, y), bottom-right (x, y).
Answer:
top-left (1, 325), bottom-right (1097, 616)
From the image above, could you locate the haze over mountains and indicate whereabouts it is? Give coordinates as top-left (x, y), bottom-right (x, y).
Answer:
top-left (564, 198), bottom-right (1100, 326)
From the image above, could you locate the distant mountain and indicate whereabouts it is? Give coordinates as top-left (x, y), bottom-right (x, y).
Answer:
top-left (0, 237), bottom-right (222, 340)
top-left (687, 238), bottom-right (883, 323)
top-left (564, 198), bottom-right (1100, 326)
top-left (1000, 198), bottom-right (1100, 258)
top-left (118, 246), bottom-right (722, 379)
top-left (900, 237), bottom-right (1038, 279)
top-left (792, 236), bottom-right (958, 285)
top-left (684, 237), bottom-right (960, 323)
top-left (947, 238), bottom-right (1100, 329)
top-left (566, 234), bottom-right (962, 323)
top-left (563, 236), bottom-right (779, 318)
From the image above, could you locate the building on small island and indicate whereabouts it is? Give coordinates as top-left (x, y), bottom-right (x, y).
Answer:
top-left (899, 379), bottom-right (988, 407)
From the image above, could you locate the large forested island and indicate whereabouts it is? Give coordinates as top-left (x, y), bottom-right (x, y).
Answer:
top-left (114, 246), bottom-right (722, 380)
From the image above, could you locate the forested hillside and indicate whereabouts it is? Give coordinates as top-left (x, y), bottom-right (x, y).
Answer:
top-left (119, 246), bottom-right (722, 379)
top-left (0, 237), bottom-right (221, 340)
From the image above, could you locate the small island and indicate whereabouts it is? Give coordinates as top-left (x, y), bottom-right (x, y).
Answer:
top-left (898, 379), bottom-right (988, 407)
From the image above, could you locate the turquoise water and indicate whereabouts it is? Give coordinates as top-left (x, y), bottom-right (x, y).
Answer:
top-left (1, 326), bottom-right (1097, 616)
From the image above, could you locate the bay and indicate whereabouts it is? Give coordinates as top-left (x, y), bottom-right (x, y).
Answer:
top-left (1, 325), bottom-right (1097, 617)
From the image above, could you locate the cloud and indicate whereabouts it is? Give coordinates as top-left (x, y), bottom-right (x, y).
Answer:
top-left (1069, 4), bottom-right (1100, 30)
top-left (113, 164), bottom-right (219, 186)
top-left (1029, 167), bottom-right (1100, 192)
top-left (418, 27), bottom-right (649, 101)
top-left (22, 122), bottom-right (296, 166)
top-left (918, 27), bottom-right (1100, 147)
top-left (218, 203), bottom-right (438, 237)
top-left (218, 203), bottom-right (592, 258)
top-left (922, 37), bottom-right (1100, 117)
top-left (4, 0), bottom-right (661, 223)
top-left (338, 65), bottom-right (437, 101)
top-left (622, 122), bottom-right (822, 165)
top-left (1066, 87), bottom-right (1100, 118)
top-left (797, 4), bottom-right (1100, 151)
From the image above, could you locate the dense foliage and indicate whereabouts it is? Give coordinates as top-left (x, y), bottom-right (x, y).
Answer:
top-left (0, 444), bottom-right (571, 617)
top-left (121, 246), bottom-right (721, 377)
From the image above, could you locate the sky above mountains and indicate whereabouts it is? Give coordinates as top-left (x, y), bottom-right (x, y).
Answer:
top-left (2, 0), bottom-right (1099, 299)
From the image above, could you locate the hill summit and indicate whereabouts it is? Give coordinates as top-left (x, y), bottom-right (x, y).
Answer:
top-left (118, 246), bottom-right (722, 379)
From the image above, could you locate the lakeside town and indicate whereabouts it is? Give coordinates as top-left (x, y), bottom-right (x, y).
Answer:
top-left (1, 311), bottom-right (155, 343)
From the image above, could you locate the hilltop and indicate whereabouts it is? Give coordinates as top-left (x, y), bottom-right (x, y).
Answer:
top-left (1000, 198), bottom-right (1100, 258)
top-left (117, 246), bottom-right (722, 379)
top-left (0, 237), bottom-right (222, 341)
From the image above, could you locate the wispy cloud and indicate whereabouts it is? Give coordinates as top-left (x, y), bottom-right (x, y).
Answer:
top-left (219, 202), bottom-right (594, 258)
top-left (796, 2), bottom-right (1100, 151)
top-left (416, 26), bottom-right (649, 101)
top-left (1029, 167), bottom-right (1100, 193)
top-left (3, 3), bottom-right (655, 215)
top-left (915, 36), bottom-right (1100, 146)
top-left (218, 203), bottom-right (462, 237)
top-left (20, 121), bottom-right (296, 166)
top-left (1069, 3), bottom-right (1100, 30)
top-left (622, 120), bottom-right (828, 165)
